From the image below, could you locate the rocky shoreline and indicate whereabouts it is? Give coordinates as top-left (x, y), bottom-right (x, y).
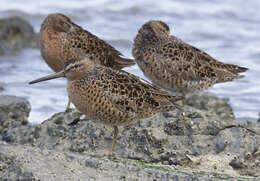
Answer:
top-left (0, 16), bottom-right (38, 55)
top-left (0, 94), bottom-right (259, 180)
top-left (0, 16), bottom-right (259, 181)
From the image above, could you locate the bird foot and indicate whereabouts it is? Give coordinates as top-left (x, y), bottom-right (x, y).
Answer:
top-left (108, 151), bottom-right (115, 158)
top-left (65, 108), bottom-right (73, 113)
top-left (108, 153), bottom-right (118, 161)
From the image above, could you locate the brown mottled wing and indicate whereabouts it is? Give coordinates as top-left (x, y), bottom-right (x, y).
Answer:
top-left (154, 36), bottom-right (245, 83)
top-left (92, 66), bottom-right (182, 116)
top-left (170, 36), bottom-right (247, 73)
top-left (64, 29), bottom-right (134, 69)
top-left (175, 36), bottom-right (248, 74)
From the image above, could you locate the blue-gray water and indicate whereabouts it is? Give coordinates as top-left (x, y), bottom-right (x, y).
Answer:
top-left (0, 0), bottom-right (259, 124)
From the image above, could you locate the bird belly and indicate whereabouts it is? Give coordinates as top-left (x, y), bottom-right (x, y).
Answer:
top-left (137, 61), bottom-right (211, 94)
top-left (67, 80), bottom-right (136, 126)
top-left (40, 34), bottom-right (65, 72)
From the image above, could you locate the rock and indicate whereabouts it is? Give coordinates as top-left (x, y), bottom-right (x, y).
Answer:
top-left (186, 93), bottom-right (235, 120)
top-left (0, 95), bottom-right (30, 134)
top-left (0, 16), bottom-right (39, 55)
top-left (0, 85), bottom-right (4, 91)
top-left (0, 43), bottom-right (4, 55)
top-left (0, 140), bottom-right (256, 181)
top-left (1, 93), bottom-right (260, 180)
top-left (0, 142), bottom-right (39, 181)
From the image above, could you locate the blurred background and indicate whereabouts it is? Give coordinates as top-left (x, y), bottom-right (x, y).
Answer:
top-left (0, 0), bottom-right (259, 124)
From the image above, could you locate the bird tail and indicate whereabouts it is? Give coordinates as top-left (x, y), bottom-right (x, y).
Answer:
top-left (168, 95), bottom-right (184, 110)
top-left (226, 64), bottom-right (248, 74)
top-left (235, 66), bottom-right (248, 73)
top-left (114, 57), bottom-right (136, 69)
top-left (157, 95), bottom-right (184, 111)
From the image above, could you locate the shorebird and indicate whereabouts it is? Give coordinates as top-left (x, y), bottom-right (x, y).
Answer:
top-left (132, 20), bottom-right (248, 105)
top-left (40, 13), bottom-right (135, 110)
top-left (29, 57), bottom-right (182, 157)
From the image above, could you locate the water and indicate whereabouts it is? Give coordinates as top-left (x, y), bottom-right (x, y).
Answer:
top-left (0, 0), bottom-right (259, 123)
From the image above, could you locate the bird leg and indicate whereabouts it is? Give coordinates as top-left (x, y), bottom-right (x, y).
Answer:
top-left (182, 98), bottom-right (186, 106)
top-left (65, 99), bottom-right (71, 112)
top-left (109, 126), bottom-right (119, 157)
top-left (182, 93), bottom-right (187, 106)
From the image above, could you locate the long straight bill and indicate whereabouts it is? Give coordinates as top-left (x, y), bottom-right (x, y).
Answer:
top-left (29, 71), bottom-right (65, 84)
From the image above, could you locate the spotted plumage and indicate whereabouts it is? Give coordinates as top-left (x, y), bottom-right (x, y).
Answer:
top-left (29, 57), bottom-right (182, 156)
top-left (132, 20), bottom-right (248, 94)
top-left (64, 57), bottom-right (182, 125)
top-left (40, 13), bottom-right (135, 110)
top-left (40, 13), bottom-right (135, 72)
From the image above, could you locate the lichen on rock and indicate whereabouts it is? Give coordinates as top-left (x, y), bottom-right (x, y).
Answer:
top-left (0, 16), bottom-right (39, 55)
top-left (0, 93), bottom-right (259, 180)
top-left (0, 95), bottom-right (30, 134)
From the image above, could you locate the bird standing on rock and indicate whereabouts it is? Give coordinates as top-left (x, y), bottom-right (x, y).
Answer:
top-left (132, 20), bottom-right (248, 105)
top-left (29, 57), bottom-right (182, 157)
top-left (40, 13), bottom-right (135, 110)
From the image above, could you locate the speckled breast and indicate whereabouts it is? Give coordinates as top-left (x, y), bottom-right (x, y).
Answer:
top-left (67, 78), bottom-right (136, 126)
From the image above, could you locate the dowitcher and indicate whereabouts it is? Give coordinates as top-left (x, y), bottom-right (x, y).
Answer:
top-left (29, 57), bottom-right (182, 157)
top-left (132, 20), bottom-right (248, 104)
top-left (40, 13), bottom-right (135, 110)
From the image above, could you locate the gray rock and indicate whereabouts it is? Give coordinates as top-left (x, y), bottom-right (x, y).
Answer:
top-left (0, 16), bottom-right (39, 55)
top-left (0, 85), bottom-right (4, 91)
top-left (186, 93), bottom-right (235, 120)
top-left (0, 141), bottom-right (256, 181)
top-left (1, 93), bottom-right (260, 180)
top-left (0, 43), bottom-right (4, 55)
top-left (0, 95), bottom-right (30, 134)
top-left (0, 142), bottom-right (40, 181)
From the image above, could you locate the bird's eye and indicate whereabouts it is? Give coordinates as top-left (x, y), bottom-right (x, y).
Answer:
top-left (160, 28), bottom-right (166, 33)
top-left (59, 21), bottom-right (68, 26)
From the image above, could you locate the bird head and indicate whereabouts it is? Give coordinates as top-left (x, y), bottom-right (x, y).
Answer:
top-left (29, 57), bottom-right (95, 84)
top-left (139, 20), bottom-right (170, 39)
top-left (41, 13), bottom-right (80, 33)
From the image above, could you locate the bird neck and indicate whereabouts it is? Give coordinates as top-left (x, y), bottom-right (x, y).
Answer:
top-left (135, 32), bottom-right (162, 47)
